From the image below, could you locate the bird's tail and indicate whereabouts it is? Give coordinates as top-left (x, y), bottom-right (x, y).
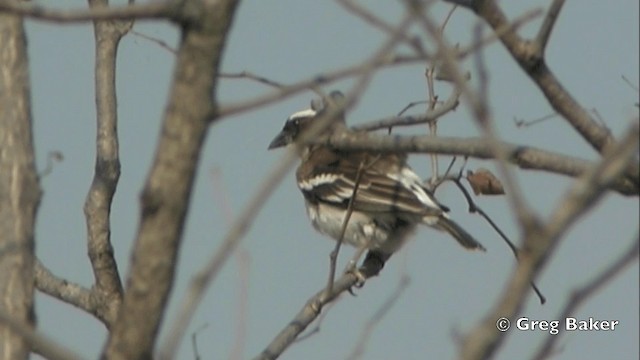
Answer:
top-left (435, 217), bottom-right (486, 251)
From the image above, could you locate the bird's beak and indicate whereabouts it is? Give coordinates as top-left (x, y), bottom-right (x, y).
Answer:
top-left (268, 131), bottom-right (290, 150)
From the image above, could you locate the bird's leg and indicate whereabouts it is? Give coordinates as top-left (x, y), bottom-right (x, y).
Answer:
top-left (344, 244), bottom-right (368, 274)
top-left (348, 250), bottom-right (390, 288)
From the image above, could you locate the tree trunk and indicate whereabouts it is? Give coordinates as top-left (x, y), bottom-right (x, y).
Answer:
top-left (0, 13), bottom-right (41, 360)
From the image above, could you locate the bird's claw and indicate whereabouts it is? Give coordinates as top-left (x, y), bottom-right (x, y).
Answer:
top-left (343, 267), bottom-right (367, 295)
top-left (353, 269), bottom-right (367, 288)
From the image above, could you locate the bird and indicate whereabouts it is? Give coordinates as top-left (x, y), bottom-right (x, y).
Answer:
top-left (268, 91), bottom-right (485, 280)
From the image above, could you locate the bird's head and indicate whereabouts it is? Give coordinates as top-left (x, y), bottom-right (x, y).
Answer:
top-left (268, 91), bottom-right (346, 150)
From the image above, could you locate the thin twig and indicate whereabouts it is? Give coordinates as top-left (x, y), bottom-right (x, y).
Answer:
top-left (353, 86), bottom-right (461, 131)
top-left (191, 323), bottom-right (209, 360)
top-left (0, 310), bottom-right (83, 360)
top-left (210, 169), bottom-right (251, 360)
top-left (252, 12), bottom-right (421, 360)
top-left (621, 74), bottom-right (639, 92)
top-left (396, 100), bottom-right (428, 117)
top-left (216, 54), bottom-right (425, 119)
top-left (535, 0), bottom-right (566, 53)
top-left (253, 272), bottom-right (361, 360)
top-left (345, 275), bottom-right (411, 360)
top-left (130, 29), bottom-right (177, 54)
top-left (220, 71), bottom-right (285, 89)
top-left (425, 63), bottom-right (439, 184)
top-left (444, 173), bottom-right (546, 304)
top-left (294, 302), bottom-right (336, 343)
top-left (326, 161), bottom-right (366, 296)
top-left (458, 123), bottom-right (639, 360)
top-left (440, 4), bottom-right (458, 32)
top-left (38, 151), bottom-right (64, 178)
top-left (337, 0), bottom-right (427, 57)
top-left (472, 0), bottom-right (615, 154)
top-left (160, 26), bottom-right (403, 352)
top-left (531, 234), bottom-right (639, 360)
top-left (320, 133), bottom-right (639, 195)
top-left (215, 8), bottom-right (542, 122)
top-left (513, 113), bottom-right (557, 128)
top-left (0, 1), bottom-right (176, 22)
top-left (34, 259), bottom-right (102, 320)
top-left (455, 8), bottom-right (543, 60)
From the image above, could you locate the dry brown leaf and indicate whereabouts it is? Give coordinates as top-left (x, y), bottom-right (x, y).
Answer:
top-left (466, 168), bottom-right (505, 195)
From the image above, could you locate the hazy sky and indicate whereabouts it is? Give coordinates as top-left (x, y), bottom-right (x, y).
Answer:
top-left (26, 0), bottom-right (638, 359)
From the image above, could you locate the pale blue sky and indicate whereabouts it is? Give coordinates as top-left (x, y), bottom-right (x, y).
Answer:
top-left (27, 1), bottom-right (638, 359)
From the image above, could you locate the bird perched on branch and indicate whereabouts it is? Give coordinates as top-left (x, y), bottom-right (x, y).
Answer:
top-left (268, 91), bottom-right (485, 280)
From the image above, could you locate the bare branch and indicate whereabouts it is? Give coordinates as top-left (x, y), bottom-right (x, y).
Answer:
top-left (326, 161), bottom-right (366, 295)
top-left (535, 0), bottom-right (566, 53)
top-left (81, 0), bottom-right (132, 328)
top-left (413, 0), bottom-right (541, 235)
top-left (102, 0), bottom-right (242, 358)
top-left (345, 275), bottom-right (410, 360)
top-left (254, 272), bottom-right (361, 360)
top-left (38, 151), bottom-right (64, 178)
top-left (337, 0), bottom-right (428, 57)
top-left (545, 124), bottom-right (639, 236)
top-left (443, 174), bottom-right (545, 304)
top-left (0, 310), bottom-right (83, 360)
top-left (130, 29), bottom-right (177, 54)
top-left (0, 1), bottom-right (177, 23)
top-left (34, 260), bottom-right (101, 320)
top-left (513, 113), bottom-right (557, 128)
top-left (622, 74), bottom-right (639, 92)
top-left (220, 71), bottom-right (285, 89)
top-left (531, 234), bottom-right (639, 360)
top-left (215, 6), bottom-right (541, 122)
top-left (160, 12), bottom-right (419, 357)
top-left (190, 323), bottom-right (209, 360)
top-left (209, 168), bottom-right (250, 360)
top-left (216, 54), bottom-right (425, 119)
top-left (471, 0), bottom-right (615, 155)
top-left (322, 130), bottom-right (639, 196)
top-left (458, 123), bottom-right (640, 360)
top-left (455, 8), bottom-right (543, 60)
top-left (0, 12), bottom-right (41, 358)
top-left (396, 100), bottom-right (428, 117)
top-left (442, 0), bottom-right (475, 9)
top-left (354, 86), bottom-right (460, 131)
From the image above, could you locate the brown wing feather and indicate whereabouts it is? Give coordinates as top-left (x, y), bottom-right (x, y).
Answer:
top-left (297, 147), bottom-right (444, 216)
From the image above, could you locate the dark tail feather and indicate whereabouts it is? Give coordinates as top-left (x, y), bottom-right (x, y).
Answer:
top-left (436, 217), bottom-right (486, 251)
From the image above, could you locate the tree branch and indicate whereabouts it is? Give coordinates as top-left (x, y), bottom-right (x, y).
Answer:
top-left (471, 0), bottom-right (616, 155)
top-left (102, 0), bottom-right (242, 358)
top-left (0, 310), bottom-right (83, 360)
top-left (320, 132), bottom-right (639, 195)
top-left (34, 260), bottom-right (101, 321)
top-left (531, 234), bottom-right (639, 360)
top-left (0, 1), bottom-right (177, 23)
top-left (160, 13), bottom-right (417, 357)
top-left (216, 54), bottom-right (425, 119)
top-left (535, 0), bottom-right (565, 53)
top-left (458, 123), bottom-right (639, 360)
top-left (0, 11), bottom-right (41, 359)
top-left (254, 272), bottom-right (361, 360)
top-left (81, 0), bottom-right (132, 328)
top-left (353, 86), bottom-right (461, 131)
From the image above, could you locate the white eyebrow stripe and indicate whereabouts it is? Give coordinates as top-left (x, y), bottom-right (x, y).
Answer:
top-left (298, 173), bottom-right (339, 190)
top-left (288, 108), bottom-right (317, 120)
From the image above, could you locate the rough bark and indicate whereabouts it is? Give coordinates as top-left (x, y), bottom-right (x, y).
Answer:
top-left (101, 0), bottom-right (241, 358)
top-left (0, 13), bottom-right (41, 360)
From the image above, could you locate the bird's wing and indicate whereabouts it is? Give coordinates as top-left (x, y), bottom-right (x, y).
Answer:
top-left (297, 148), bottom-right (445, 216)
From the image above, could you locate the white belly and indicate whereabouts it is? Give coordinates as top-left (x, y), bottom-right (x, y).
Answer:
top-left (304, 201), bottom-right (416, 254)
